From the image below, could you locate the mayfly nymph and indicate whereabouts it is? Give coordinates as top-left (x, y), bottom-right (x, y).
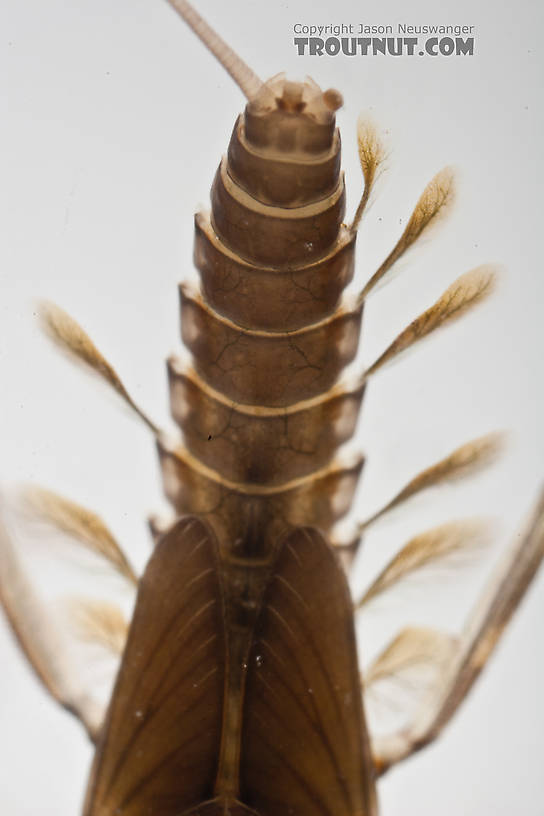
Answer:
top-left (1, 2), bottom-right (542, 814)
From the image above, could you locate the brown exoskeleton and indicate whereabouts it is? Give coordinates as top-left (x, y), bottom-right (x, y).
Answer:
top-left (1, 2), bottom-right (542, 813)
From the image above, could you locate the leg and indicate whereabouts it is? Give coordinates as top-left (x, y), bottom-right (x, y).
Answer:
top-left (0, 518), bottom-right (104, 741)
top-left (371, 489), bottom-right (544, 774)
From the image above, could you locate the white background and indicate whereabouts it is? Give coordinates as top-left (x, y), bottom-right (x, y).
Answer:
top-left (1, 1), bottom-right (543, 814)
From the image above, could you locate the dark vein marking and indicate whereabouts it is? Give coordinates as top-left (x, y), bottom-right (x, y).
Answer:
top-left (103, 606), bottom-right (220, 794)
top-left (264, 601), bottom-right (353, 807)
top-left (244, 718), bottom-right (334, 816)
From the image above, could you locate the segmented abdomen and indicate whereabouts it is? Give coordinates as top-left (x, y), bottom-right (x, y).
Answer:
top-left (158, 86), bottom-right (364, 556)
